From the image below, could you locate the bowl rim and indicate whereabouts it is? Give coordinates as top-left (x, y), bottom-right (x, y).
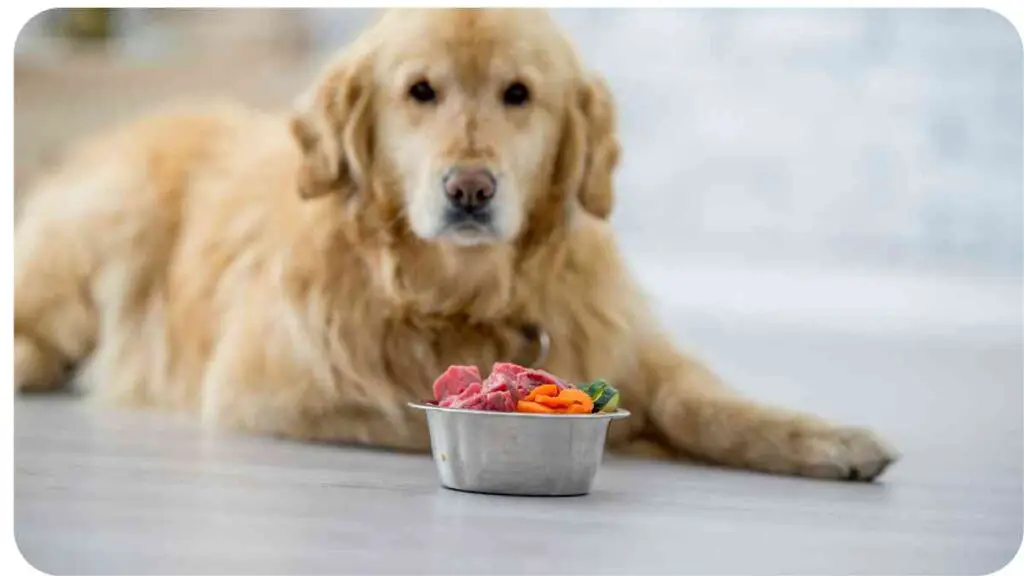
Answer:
top-left (407, 402), bottom-right (631, 420)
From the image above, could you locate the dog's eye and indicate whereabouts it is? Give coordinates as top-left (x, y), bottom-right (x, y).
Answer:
top-left (408, 80), bottom-right (437, 104)
top-left (502, 82), bottom-right (530, 107)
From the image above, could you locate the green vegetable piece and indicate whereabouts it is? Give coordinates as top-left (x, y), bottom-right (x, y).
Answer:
top-left (598, 391), bottom-right (620, 413)
top-left (581, 379), bottom-right (608, 402)
top-left (582, 379), bottom-right (619, 413)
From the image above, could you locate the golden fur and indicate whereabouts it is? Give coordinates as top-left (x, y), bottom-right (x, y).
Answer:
top-left (14, 9), bottom-right (898, 480)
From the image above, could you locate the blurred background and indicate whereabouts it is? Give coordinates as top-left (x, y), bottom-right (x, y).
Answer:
top-left (13, 9), bottom-right (1023, 573)
top-left (15, 8), bottom-right (1022, 341)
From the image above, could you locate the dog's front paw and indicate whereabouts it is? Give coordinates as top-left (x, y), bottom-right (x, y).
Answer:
top-left (796, 425), bottom-right (900, 482)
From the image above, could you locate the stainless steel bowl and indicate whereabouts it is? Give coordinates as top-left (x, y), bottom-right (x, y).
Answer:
top-left (408, 402), bottom-right (630, 496)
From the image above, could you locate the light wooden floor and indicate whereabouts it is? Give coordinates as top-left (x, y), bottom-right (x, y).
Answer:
top-left (14, 317), bottom-right (1022, 575)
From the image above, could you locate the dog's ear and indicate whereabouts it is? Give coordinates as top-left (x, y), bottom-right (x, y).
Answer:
top-left (289, 55), bottom-right (374, 200)
top-left (553, 73), bottom-right (620, 220)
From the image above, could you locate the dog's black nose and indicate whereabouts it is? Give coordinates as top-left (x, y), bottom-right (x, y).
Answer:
top-left (444, 167), bottom-right (496, 212)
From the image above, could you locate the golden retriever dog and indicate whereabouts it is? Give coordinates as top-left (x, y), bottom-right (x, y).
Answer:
top-left (14, 8), bottom-right (898, 481)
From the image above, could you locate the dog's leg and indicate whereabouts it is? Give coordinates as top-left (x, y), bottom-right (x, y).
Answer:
top-left (14, 147), bottom-right (184, 401)
top-left (202, 370), bottom-right (430, 452)
top-left (14, 201), bottom-right (98, 392)
top-left (14, 333), bottom-right (72, 392)
top-left (198, 294), bottom-right (429, 451)
top-left (641, 336), bottom-right (899, 481)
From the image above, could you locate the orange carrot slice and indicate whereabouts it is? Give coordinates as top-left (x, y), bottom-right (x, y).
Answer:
top-left (535, 394), bottom-right (562, 406)
top-left (525, 384), bottom-right (560, 402)
top-left (519, 385), bottom-right (596, 414)
top-left (558, 389), bottom-right (594, 411)
top-left (517, 400), bottom-right (556, 414)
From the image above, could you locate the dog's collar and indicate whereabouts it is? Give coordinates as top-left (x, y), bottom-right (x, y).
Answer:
top-left (518, 324), bottom-right (551, 368)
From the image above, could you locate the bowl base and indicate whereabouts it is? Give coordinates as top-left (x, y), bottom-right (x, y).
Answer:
top-left (440, 483), bottom-right (591, 497)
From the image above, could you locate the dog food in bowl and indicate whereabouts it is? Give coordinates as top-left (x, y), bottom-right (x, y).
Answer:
top-left (409, 362), bottom-right (629, 496)
top-left (431, 362), bottom-right (621, 414)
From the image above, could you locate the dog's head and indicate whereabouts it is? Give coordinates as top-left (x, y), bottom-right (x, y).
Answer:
top-left (290, 9), bottom-right (619, 248)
